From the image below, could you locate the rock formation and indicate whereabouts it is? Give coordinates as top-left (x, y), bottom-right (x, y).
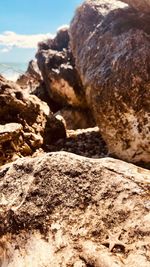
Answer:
top-left (70, 0), bottom-right (150, 163)
top-left (17, 60), bottom-right (42, 90)
top-left (36, 27), bottom-right (86, 108)
top-left (0, 152), bottom-right (150, 267)
top-left (36, 26), bottom-right (96, 129)
top-left (0, 75), bottom-right (66, 165)
top-left (17, 60), bottom-right (53, 109)
top-left (121, 0), bottom-right (150, 12)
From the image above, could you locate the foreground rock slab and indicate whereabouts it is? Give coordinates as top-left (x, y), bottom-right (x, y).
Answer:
top-left (0, 152), bottom-right (150, 266)
top-left (70, 0), bottom-right (150, 163)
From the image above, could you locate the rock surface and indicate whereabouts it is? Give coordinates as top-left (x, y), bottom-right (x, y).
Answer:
top-left (56, 107), bottom-right (95, 130)
top-left (36, 27), bottom-right (86, 108)
top-left (0, 76), bottom-right (66, 164)
top-left (17, 60), bottom-right (53, 108)
top-left (0, 123), bottom-right (24, 165)
top-left (36, 27), bottom-right (95, 129)
top-left (0, 152), bottom-right (150, 266)
top-left (17, 60), bottom-right (42, 90)
top-left (121, 0), bottom-right (150, 12)
top-left (70, 0), bottom-right (150, 163)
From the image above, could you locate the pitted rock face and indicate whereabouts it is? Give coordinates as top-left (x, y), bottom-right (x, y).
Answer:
top-left (0, 152), bottom-right (150, 266)
top-left (121, 0), bottom-right (150, 13)
top-left (70, 0), bottom-right (150, 163)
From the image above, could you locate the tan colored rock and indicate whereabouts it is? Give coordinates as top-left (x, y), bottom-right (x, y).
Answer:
top-left (0, 152), bottom-right (150, 266)
top-left (121, 0), bottom-right (150, 12)
top-left (0, 123), bottom-right (22, 143)
top-left (0, 76), bottom-right (66, 165)
top-left (70, 0), bottom-right (150, 163)
top-left (0, 123), bottom-right (24, 165)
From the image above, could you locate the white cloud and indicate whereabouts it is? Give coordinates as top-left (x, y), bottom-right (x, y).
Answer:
top-left (0, 31), bottom-right (54, 51)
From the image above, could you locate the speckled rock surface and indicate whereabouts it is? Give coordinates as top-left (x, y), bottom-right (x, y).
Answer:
top-left (121, 0), bottom-right (150, 12)
top-left (70, 0), bottom-right (150, 163)
top-left (0, 152), bottom-right (150, 266)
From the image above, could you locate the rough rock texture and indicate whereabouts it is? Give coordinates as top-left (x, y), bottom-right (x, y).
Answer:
top-left (121, 0), bottom-right (150, 12)
top-left (36, 27), bottom-right (87, 108)
top-left (0, 123), bottom-right (24, 165)
top-left (70, 0), bottom-right (150, 163)
top-left (0, 76), bottom-right (66, 164)
top-left (0, 152), bottom-right (150, 266)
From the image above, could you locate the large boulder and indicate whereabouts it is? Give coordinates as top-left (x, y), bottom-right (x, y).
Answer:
top-left (121, 0), bottom-right (150, 12)
top-left (0, 152), bottom-right (150, 266)
top-left (70, 0), bottom-right (150, 163)
top-left (36, 27), bottom-right (87, 109)
top-left (0, 76), bottom-right (66, 164)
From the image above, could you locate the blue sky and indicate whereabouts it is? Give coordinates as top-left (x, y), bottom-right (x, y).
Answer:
top-left (0, 0), bottom-right (83, 62)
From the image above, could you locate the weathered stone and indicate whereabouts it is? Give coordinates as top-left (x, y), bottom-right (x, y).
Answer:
top-left (36, 27), bottom-right (86, 108)
top-left (121, 0), bottom-right (150, 13)
top-left (0, 76), bottom-right (66, 164)
top-left (70, 0), bottom-right (150, 163)
top-left (0, 152), bottom-right (150, 266)
top-left (0, 123), bottom-right (24, 165)
top-left (0, 123), bottom-right (22, 143)
top-left (56, 107), bottom-right (95, 129)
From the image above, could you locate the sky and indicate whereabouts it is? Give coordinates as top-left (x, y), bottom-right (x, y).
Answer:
top-left (0, 0), bottom-right (83, 63)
